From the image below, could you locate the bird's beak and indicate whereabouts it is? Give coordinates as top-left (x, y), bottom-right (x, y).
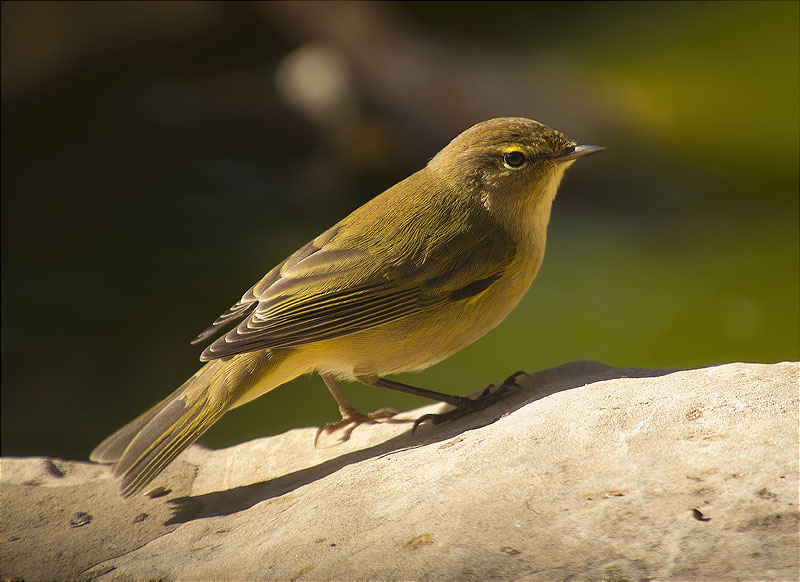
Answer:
top-left (557, 144), bottom-right (604, 162)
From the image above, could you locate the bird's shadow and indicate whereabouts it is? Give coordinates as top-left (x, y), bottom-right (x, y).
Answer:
top-left (165, 361), bottom-right (675, 525)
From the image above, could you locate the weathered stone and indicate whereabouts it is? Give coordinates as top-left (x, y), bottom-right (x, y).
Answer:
top-left (2, 361), bottom-right (797, 581)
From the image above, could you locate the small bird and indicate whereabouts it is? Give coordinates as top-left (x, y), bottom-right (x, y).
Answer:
top-left (91, 117), bottom-right (602, 498)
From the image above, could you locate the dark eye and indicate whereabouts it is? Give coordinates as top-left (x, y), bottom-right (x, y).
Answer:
top-left (503, 150), bottom-right (526, 168)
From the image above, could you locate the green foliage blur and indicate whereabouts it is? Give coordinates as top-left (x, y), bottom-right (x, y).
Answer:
top-left (2, 2), bottom-right (797, 459)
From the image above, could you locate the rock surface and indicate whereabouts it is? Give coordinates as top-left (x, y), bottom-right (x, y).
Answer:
top-left (1, 361), bottom-right (798, 581)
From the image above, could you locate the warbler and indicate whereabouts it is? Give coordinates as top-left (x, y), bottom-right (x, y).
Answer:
top-left (91, 117), bottom-right (602, 498)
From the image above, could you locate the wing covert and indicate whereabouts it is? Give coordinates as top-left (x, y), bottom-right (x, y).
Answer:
top-left (197, 225), bottom-right (515, 362)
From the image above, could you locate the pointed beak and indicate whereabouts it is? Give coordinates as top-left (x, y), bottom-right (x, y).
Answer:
top-left (557, 144), bottom-right (604, 162)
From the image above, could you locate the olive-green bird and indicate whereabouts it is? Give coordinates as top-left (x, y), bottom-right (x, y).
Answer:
top-left (91, 117), bottom-right (602, 498)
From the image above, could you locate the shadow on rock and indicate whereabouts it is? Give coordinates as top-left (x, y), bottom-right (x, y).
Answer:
top-left (166, 360), bottom-right (674, 524)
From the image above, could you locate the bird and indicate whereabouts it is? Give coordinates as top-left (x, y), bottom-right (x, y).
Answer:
top-left (90, 117), bottom-right (603, 498)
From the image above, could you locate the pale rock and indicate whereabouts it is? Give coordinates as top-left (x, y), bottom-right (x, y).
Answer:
top-left (1, 361), bottom-right (798, 581)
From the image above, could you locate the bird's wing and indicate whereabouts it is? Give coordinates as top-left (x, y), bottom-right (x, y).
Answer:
top-left (190, 229), bottom-right (339, 347)
top-left (194, 221), bottom-right (514, 362)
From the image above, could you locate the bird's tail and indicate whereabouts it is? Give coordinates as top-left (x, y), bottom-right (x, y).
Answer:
top-left (91, 349), bottom-right (302, 498)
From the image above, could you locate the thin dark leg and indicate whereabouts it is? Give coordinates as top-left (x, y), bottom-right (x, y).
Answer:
top-left (366, 372), bottom-right (526, 432)
top-left (368, 377), bottom-right (474, 408)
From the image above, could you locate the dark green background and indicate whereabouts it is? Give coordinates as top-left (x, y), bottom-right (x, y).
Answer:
top-left (2, 1), bottom-right (797, 459)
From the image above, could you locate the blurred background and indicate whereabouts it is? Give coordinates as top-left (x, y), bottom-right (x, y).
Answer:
top-left (2, 1), bottom-right (798, 459)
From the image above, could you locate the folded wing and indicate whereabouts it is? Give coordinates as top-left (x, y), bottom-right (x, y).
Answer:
top-left (194, 216), bottom-right (514, 362)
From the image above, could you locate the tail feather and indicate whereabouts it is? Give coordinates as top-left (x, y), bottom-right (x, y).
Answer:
top-left (112, 392), bottom-right (197, 480)
top-left (90, 364), bottom-right (232, 498)
top-left (90, 403), bottom-right (167, 465)
top-left (91, 348), bottom-right (302, 498)
top-left (90, 366), bottom-right (207, 465)
top-left (117, 396), bottom-right (225, 498)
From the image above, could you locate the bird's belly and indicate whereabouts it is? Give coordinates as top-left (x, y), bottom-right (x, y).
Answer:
top-left (307, 265), bottom-right (537, 380)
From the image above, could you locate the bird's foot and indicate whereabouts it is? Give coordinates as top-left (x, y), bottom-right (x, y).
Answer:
top-left (412, 370), bottom-right (527, 434)
top-left (314, 408), bottom-right (399, 446)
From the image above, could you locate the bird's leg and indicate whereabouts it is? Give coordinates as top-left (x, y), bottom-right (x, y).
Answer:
top-left (364, 371), bottom-right (526, 433)
top-left (315, 374), bottom-right (398, 446)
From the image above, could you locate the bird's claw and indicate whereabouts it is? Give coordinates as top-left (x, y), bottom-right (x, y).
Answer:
top-left (411, 371), bottom-right (527, 434)
top-left (314, 408), bottom-right (398, 447)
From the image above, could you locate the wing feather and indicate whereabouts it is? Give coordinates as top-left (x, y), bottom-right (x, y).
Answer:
top-left (194, 190), bottom-right (516, 361)
top-left (191, 227), bottom-right (344, 345)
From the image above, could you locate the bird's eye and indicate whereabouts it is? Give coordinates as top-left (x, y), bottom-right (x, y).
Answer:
top-left (503, 151), bottom-right (526, 168)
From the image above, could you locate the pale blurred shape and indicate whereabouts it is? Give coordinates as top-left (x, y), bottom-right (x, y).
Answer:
top-left (275, 43), bottom-right (356, 126)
